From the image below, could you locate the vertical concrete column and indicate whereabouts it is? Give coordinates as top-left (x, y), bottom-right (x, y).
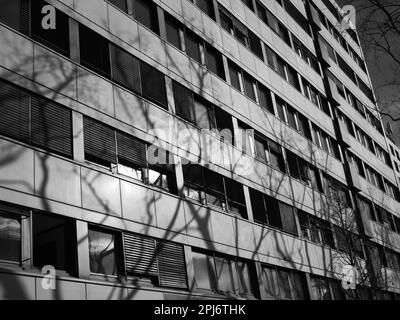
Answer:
top-left (174, 154), bottom-right (185, 196)
top-left (212, 0), bottom-right (220, 24)
top-left (157, 7), bottom-right (167, 40)
top-left (243, 186), bottom-right (254, 222)
top-left (76, 220), bottom-right (91, 279)
top-left (222, 56), bottom-right (231, 85)
top-left (72, 111), bottom-right (85, 162)
top-left (165, 77), bottom-right (176, 114)
top-left (21, 213), bottom-right (31, 270)
top-left (255, 261), bottom-right (268, 300)
top-left (184, 245), bottom-right (196, 291)
top-left (270, 92), bottom-right (279, 120)
top-left (69, 19), bottom-right (80, 63)
top-left (232, 117), bottom-right (241, 150)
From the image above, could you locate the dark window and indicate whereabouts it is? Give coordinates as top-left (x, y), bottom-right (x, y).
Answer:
top-left (0, 80), bottom-right (30, 143)
top-left (33, 212), bottom-right (76, 275)
top-left (228, 61), bottom-right (241, 91)
top-left (84, 117), bottom-right (117, 167)
top-left (183, 163), bottom-right (247, 218)
top-left (249, 188), bottom-right (297, 235)
top-left (185, 29), bottom-right (202, 64)
top-left (139, 61), bottom-right (167, 108)
top-left (262, 264), bottom-right (309, 300)
top-left (258, 84), bottom-right (273, 113)
top-left (243, 72), bottom-right (256, 101)
top-left (134, 0), bottom-right (159, 33)
top-left (110, 44), bottom-right (141, 93)
top-left (310, 276), bottom-right (332, 300)
top-left (196, 0), bottom-right (215, 20)
top-left (30, 96), bottom-right (73, 157)
top-left (0, 210), bottom-right (21, 263)
top-left (89, 227), bottom-right (121, 276)
top-left (192, 250), bottom-right (259, 298)
top-left (31, 0), bottom-right (70, 56)
top-left (249, 31), bottom-right (263, 60)
top-left (108, 0), bottom-right (128, 12)
top-left (0, 81), bottom-right (72, 157)
top-left (165, 13), bottom-right (182, 50)
top-left (205, 44), bottom-right (225, 79)
top-left (172, 81), bottom-right (195, 122)
top-left (287, 66), bottom-right (300, 90)
top-left (0, 0), bottom-right (25, 32)
top-left (79, 24), bottom-right (111, 78)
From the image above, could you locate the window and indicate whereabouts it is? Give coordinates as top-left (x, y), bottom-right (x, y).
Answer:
top-left (182, 163), bottom-right (247, 218)
top-left (249, 189), bottom-right (298, 235)
top-left (139, 61), bottom-right (167, 107)
top-left (133, 0), bottom-right (159, 33)
top-left (79, 24), bottom-right (111, 78)
top-left (258, 5), bottom-right (291, 46)
top-left (253, 134), bottom-right (285, 172)
top-left (310, 276), bottom-right (332, 300)
top-left (33, 212), bottom-right (76, 275)
top-left (83, 117), bottom-right (177, 194)
top-left (298, 211), bottom-right (335, 248)
top-left (31, 0), bottom-right (70, 56)
top-left (185, 29), bottom-right (202, 64)
top-left (0, 210), bottom-right (21, 263)
top-left (262, 265), bottom-right (308, 300)
top-left (258, 84), bottom-right (273, 113)
top-left (286, 66), bottom-right (300, 91)
top-left (90, 228), bottom-right (188, 289)
top-left (110, 44), bottom-right (141, 93)
top-left (173, 81), bottom-right (234, 141)
top-left (165, 13), bottom-right (182, 50)
top-left (228, 61), bottom-right (242, 92)
top-left (286, 150), bottom-right (322, 192)
top-left (124, 233), bottom-right (187, 288)
top-left (89, 227), bottom-right (121, 276)
top-left (282, 0), bottom-right (310, 35)
top-left (205, 44), bottom-right (225, 79)
top-left (243, 72), bottom-right (257, 102)
top-left (334, 226), bottom-right (364, 259)
top-left (190, 0), bottom-right (215, 20)
top-left (108, 0), bottom-right (128, 12)
top-left (0, 0), bottom-right (26, 32)
top-left (192, 249), bottom-right (259, 298)
top-left (0, 80), bottom-right (73, 158)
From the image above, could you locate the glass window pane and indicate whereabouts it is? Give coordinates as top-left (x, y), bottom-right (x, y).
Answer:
top-left (0, 213), bottom-right (21, 262)
top-left (185, 30), bottom-right (202, 64)
top-left (194, 99), bottom-right (212, 129)
top-left (292, 272), bottom-right (307, 300)
top-left (277, 270), bottom-right (292, 299)
top-left (33, 213), bottom-right (74, 273)
top-left (262, 266), bottom-right (277, 298)
top-left (192, 251), bottom-right (216, 291)
top-left (215, 256), bottom-right (236, 293)
top-left (31, 0), bottom-right (70, 56)
top-left (134, 0), bottom-right (158, 33)
top-left (237, 261), bottom-right (257, 297)
top-left (140, 61), bottom-right (167, 107)
top-left (88, 228), bottom-right (117, 276)
top-left (165, 14), bottom-right (182, 50)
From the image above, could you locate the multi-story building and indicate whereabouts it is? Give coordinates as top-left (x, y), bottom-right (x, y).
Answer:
top-left (0, 0), bottom-right (399, 300)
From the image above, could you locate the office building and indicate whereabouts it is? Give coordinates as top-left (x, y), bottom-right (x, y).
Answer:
top-left (0, 0), bottom-right (399, 300)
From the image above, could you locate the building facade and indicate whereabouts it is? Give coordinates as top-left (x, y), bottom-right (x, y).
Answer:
top-left (0, 0), bottom-right (400, 300)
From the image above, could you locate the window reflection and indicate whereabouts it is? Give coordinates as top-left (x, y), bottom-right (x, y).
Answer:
top-left (88, 228), bottom-right (118, 276)
top-left (0, 213), bottom-right (21, 263)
